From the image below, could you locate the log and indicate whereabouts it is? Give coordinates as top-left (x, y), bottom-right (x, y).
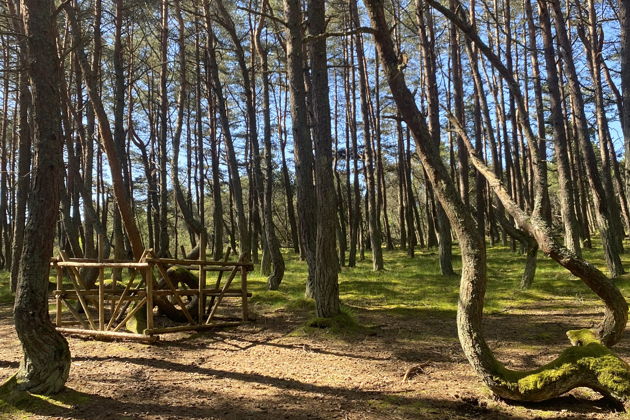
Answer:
top-left (56, 327), bottom-right (158, 343)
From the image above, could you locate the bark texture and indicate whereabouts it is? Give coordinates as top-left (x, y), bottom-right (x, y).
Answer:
top-left (307, 0), bottom-right (341, 317)
top-left (12, 0), bottom-right (70, 394)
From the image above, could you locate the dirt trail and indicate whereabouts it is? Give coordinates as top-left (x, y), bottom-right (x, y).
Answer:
top-left (0, 300), bottom-right (627, 419)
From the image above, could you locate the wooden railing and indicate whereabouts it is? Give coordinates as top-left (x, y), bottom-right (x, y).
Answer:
top-left (49, 249), bottom-right (253, 343)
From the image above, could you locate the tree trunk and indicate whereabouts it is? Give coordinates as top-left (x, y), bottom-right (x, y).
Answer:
top-left (65, 5), bottom-right (144, 260)
top-left (367, 0), bottom-right (630, 405)
top-left (538, 0), bottom-right (581, 256)
top-left (307, 0), bottom-right (340, 317)
top-left (351, 0), bottom-right (383, 271)
top-left (10, 71), bottom-right (31, 293)
top-left (203, 1), bottom-right (250, 261)
top-left (11, 0), bottom-right (70, 393)
top-left (621, 0), bottom-right (630, 204)
top-left (284, 0), bottom-right (317, 296)
top-left (254, 0), bottom-right (285, 289)
top-left (549, 0), bottom-right (623, 276)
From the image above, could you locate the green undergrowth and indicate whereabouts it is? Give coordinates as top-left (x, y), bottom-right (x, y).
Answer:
top-left (246, 238), bottom-right (630, 322)
top-left (0, 272), bottom-right (11, 305)
top-left (0, 238), bottom-right (627, 320)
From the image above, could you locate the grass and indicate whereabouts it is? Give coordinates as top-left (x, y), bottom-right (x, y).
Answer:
top-left (1, 239), bottom-right (629, 325)
top-left (245, 239), bottom-right (630, 328)
top-left (0, 272), bottom-right (11, 305)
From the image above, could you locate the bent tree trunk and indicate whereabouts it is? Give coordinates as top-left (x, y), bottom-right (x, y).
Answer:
top-left (365, 0), bottom-right (630, 406)
top-left (255, 1), bottom-right (285, 289)
top-left (65, 5), bottom-right (144, 260)
top-left (9, 0), bottom-right (71, 394)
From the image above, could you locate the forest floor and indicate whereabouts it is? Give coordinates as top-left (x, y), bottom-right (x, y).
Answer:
top-left (2, 245), bottom-right (630, 419)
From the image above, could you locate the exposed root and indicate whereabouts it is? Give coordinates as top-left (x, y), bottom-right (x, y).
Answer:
top-left (488, 330), bottom-right (630, 407)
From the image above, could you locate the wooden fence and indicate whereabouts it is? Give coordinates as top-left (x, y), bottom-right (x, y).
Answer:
top-left (49, 249), bottom-right (253, 343)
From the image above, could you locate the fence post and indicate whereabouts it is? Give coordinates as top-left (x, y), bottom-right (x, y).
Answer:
top-left (241, 266), bottom-right (248, 322)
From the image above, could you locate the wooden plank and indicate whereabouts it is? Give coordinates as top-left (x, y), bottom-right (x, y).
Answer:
top-left (58, 265), bottom-right (97, 330)
top-left (152, 289), bottom-right (251, 297)
top-left (145, 264), bottom-right (154, 331)
top-left (54, 289), bottom-right (145, 296)
top-left (55, 289), bottom-right (249, 297)
top-left (145, 257), bottom-right (253, 270)
top-left (198, 234), bottom-right (206, 325)
top-left (55, 264), bottom-right (62, 327)
top-left (206, 265), bottom-right (239, 323)
top-left (241, 266), bottom-right (249, 322)
top-left (60, 298), bottom-right (89, 329)
top-left (52, 257), bottom-right (131, 263)
top-left (56, 327), bottom-right (158, 343)
top-left (56, 262), bottom-right (150, 268)
top-left (112, 296), bottom-right (148, 332)
top-left (98, 267), bottom-right (105, 331)
top-left (106, 269), bottom-right (139, 330)
top-left (207, 248), bottom-right (232, 314)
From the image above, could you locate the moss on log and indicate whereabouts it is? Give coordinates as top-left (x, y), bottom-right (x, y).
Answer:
top-left (488, 330), bottom-right (630, 405)
top-left (125, 303), bottom-right (147, 334)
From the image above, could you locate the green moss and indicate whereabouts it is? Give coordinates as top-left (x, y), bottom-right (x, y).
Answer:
top-left (492, 338), bottom-right (630, 400)
top-left (291, 309), bottom-right (376, 338)
top-left (167, 265), bottom-right (193, 277)
top-left (566, 329), bottom-right (600, 346)
top-left (125, 303), bottom-right (147, 334)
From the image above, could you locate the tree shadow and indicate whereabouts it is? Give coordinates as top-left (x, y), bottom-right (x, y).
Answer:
top-left (505, 393), bottom-right (625, 416)
top-left (0, 379), bottom-right (537, 420)
top-left (0, 360), bottom-right (18, 369)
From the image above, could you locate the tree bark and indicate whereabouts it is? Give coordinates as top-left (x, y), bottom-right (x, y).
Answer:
top-left (538, 0), bottom-right (581, 256)
top-left (10, 71), bottom-right (31, 293)
top-left (284, 0), bottom-right (317, 296)
top-left (367, 0), bottom-right (629, 405)
top-left (11, 0), bottom-right (70, 393)
top-left (351, 0), bottom-right (383, 271)
top-left (621, 0), bottom-right (630, 203)
top-left (254, 0), bottom-right (285, 289)
top-left (307, 0), bottom-right (340, 317)
top-left (65, 5), bottom-right (144, 260)
top-left (203, 1), bottom-right (250, 261)
top-left (549, 0), bottom-right (623, 276)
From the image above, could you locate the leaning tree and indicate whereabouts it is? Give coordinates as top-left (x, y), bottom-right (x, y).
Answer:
top-left (366, 0), bottom-right (630, 406)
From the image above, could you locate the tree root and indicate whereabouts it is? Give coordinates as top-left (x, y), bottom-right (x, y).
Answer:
top-left (487, 330), bottom-right (630, 407)
top-left (0, 374), bottom-right (17, 394)
top-left (153, 266), bottom-right (199, 323)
